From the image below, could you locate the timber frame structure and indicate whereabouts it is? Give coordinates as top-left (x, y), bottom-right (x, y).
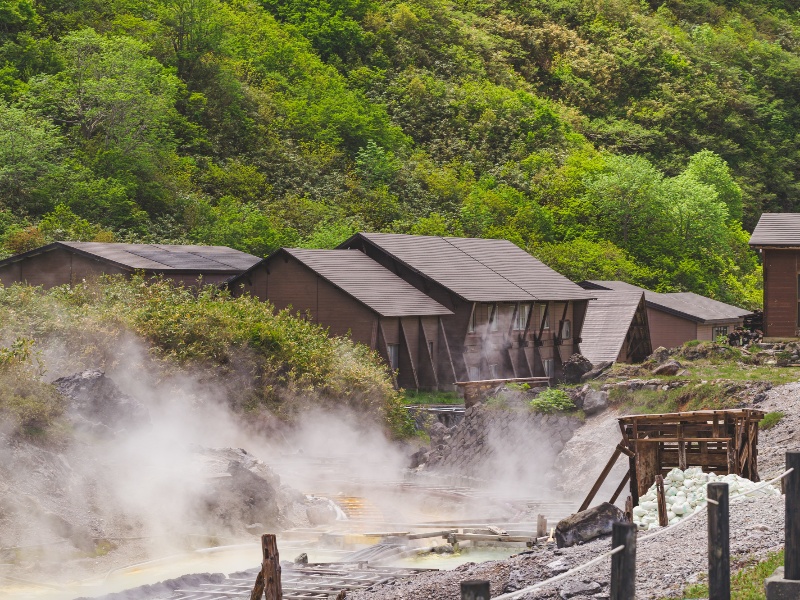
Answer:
top-left (580, 409), bottom-right (766, 511)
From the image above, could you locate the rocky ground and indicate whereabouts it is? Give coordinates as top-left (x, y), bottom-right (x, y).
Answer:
top-left (351, 369), bottom-right (800, 600)
top-left (0, 371), bottom-right (321, 584)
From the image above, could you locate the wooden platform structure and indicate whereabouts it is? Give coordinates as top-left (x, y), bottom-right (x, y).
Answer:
top-left (580, 409), bottom-right (766, 511)
top-left (455, 377), bottom-right (551, 407)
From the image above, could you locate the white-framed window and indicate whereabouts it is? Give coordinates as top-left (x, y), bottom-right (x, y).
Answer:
top-left (560, 320), bottom-right (571, 340)
top-left (514, 303), bottom-right (530, 331)
top-left (541, 304), bottom-right (550, 330)
top-left (468, 366), bottom-right (481, 381)
top-left (489, 303), bottom-right (499, 331)
top-left (542, 358), bottom-right (554, 377)
top-left (713, 326), bottom-right (728, 339)
top-left (428, 341), bottom-right (434, 357)
top-left (387, 344), bottom-right (400, 371)
top-left (489, 364), bottom-right (499, 379)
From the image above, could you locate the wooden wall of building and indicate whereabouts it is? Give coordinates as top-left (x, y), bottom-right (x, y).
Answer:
top-left (762, 249), bottom-right (799, 338)
top-left (0, 248), bottom-right (127, 288)
top-left (646, 308), bottom-right (697, 349)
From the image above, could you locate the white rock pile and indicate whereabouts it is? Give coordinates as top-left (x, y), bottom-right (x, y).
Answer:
top-left (632, 467), bottom-right (781, 530)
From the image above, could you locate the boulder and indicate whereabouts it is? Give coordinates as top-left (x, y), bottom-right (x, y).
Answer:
top-left (555, 502), bottom-right (625, 548)
top-left (582, 390), bottom-right (609, 416)
top-left (559, 580), bottom-right (602, 599)
top-left (580, 361), bottom-right (613, 382)
top-left (652, 360), bottom-right (682, 376)
top-left (562, 354), bottom-right (593, 384)
top-left (55, 370), bottom-right (149, 434)
top-left (649, 346), bottom-right (671, 364)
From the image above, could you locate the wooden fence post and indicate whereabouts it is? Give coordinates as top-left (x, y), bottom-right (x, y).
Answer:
top-left (655, 475), bottom-right (668, 527)
top-left (262, 534), bottom-right (283, 600)
top-left (610, 522), bottom-right (636, 600)
top-left (460, 580), bottom-right (490, 600)
top-left (537, 515), bottom-right (548, 538)
top-left (786, 452), bottom-right (800, 580)
top-left (707, 482), bottom-right (730, 600)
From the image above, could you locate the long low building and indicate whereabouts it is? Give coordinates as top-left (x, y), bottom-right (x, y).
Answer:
top-left (0, 241), bottom-right (261, 287)
top-left (580, 281), bottom-right (752, 349)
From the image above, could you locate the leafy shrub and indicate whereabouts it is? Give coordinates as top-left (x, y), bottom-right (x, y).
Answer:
top-left (759, 412), bottom-right (785, 430)
top-left (530, 388), bottom-right (575, 414)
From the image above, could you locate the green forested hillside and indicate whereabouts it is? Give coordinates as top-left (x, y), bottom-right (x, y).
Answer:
top-left (2, 0), bottom-right (798, 307)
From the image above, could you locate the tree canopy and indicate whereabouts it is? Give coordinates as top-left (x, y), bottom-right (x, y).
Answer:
top-left (1, 0), bottom-right (796, 308)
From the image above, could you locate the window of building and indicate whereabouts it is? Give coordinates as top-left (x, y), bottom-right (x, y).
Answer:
top-left (542, 358), bottom-right (554, 377)
top-left (560, 320), bottom-right (571, 340)
top-left (514, 303), bottom-right (530, 331)
top-left (428, 341), bottom-right (434, 357)
top-left (713, 326), bottom-right (729, 339)
top-left (489, 364), bottom-right (499, 379)
top-left (468, 306), bottom-right (477, 333)
top-left (489, 304), bottom-right (499, 331)
top-left (387, 344), bottom-right (400, 371)
top-left (541, 304), bottom-right (550, 330)
top-left (468, 366), bottom-right (480, 381)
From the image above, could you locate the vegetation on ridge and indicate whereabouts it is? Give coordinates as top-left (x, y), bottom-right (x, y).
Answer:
top-left (1, 0), bottom-right (797, 306)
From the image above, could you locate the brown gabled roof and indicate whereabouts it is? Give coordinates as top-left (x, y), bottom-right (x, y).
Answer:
top-left (0, 242), bottom-right (261, 272)
top-left (749, 213), bottom-right (800, 247)
top-left (580, 291), bottom-right (645, 364)
top-left (340, 233), bottom-right (594, 302)
top-left (277, 249), bottom-right (453, 317)
top-left (580, 281), bottom-right (751, 324)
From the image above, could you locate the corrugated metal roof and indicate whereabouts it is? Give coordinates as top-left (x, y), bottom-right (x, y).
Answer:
top-left (749, 213), bottom-right (800, 247)
top-left (282, 249), bottom-right (453, 317)
top-left (580, 291), bottom-right (644, 364)
top-left (345, 233), bottom-right (594, 302)
top-left (581, 281), bottom-right (751, 323)
top-left (59, 242), bottom-right (260, 271)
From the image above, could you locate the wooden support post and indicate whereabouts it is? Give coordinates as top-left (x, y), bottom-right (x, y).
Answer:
top-left (655, 475), bottom-right (668, 527)
top-left (262, 534), bottom-right (282, 600)
top-left (460, 580), bottom-right (490, 600)
top-left (707, 483), bottom-right (730, 600)
top-left (537, 515), bottom-right (547, 538)
top-left (786, 452), bottom-right (800, 580)
top-left (624, 496), bottom-right (633, 523)
top-left (610, 470), bottom-right (631, 505)
top-left (610, 522), bottom-right (637, 600)
top-left (579, 445), bottom-right (623, 511)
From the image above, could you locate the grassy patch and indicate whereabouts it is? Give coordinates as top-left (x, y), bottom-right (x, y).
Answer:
top-left (530, 388), bottom-right (575, 414)
top-left (404, 390), bottom-right (462, 405)
top-left (759, 411), bottom-right (785, 430)
top-left (608, 383), bottom-right (740, 415)
top-left (678, 550), bottom-right (784, 599)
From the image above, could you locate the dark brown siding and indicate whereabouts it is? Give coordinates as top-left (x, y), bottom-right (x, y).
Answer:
top-left (0, 248), bottom-right (127, 288)
top-left (647, 308), bottom-right (698, 348)
top-left (230, 265), bottom-right (269, 301)
top-left (763, 249), bottom-right (798, 338)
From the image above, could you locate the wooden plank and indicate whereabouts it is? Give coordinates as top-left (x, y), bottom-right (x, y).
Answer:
top-left (635, 437), bottom-right (659, 498)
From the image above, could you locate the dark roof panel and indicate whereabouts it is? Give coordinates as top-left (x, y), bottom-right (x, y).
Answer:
top-left (58, 242), bottom-right (260, 271)
top-left (581, 281), bottom-right (751, 323)
top-left (283, 249), bottom-right (453, 317)
top-left (749, 213), bottom-right (800, 247)
top-left (580, 291), bottom-right (645, 364)
top-left (349, 233), bottom-right (594, 302)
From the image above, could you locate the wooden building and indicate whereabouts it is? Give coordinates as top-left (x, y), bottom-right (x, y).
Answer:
top-left (580, 281), bottom-right (751, 349)
top-left (0, 241), bottom-right (261, 288)
top-left (749, 213), bottom-right (800, 338)
top-left (579, 290), bottom-right (652, 364)
top-left (336, 233), bottom-right (595, 384)
top-left (229, 248), bottom-right (453, 390)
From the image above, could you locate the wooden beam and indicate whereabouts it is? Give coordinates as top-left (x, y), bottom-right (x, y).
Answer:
top-left (439, 318), bottom-right (458, 385)
top-left (400, 318), bottom-right (420, 390)
top-left (378, 320), bottom-right (398, 389)
top-left (579, 445), bottom-right (623, 512)
top-left (419, 319), bottom-right (439, 389)
top-left (609, 470), bottom-right (631, 505)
